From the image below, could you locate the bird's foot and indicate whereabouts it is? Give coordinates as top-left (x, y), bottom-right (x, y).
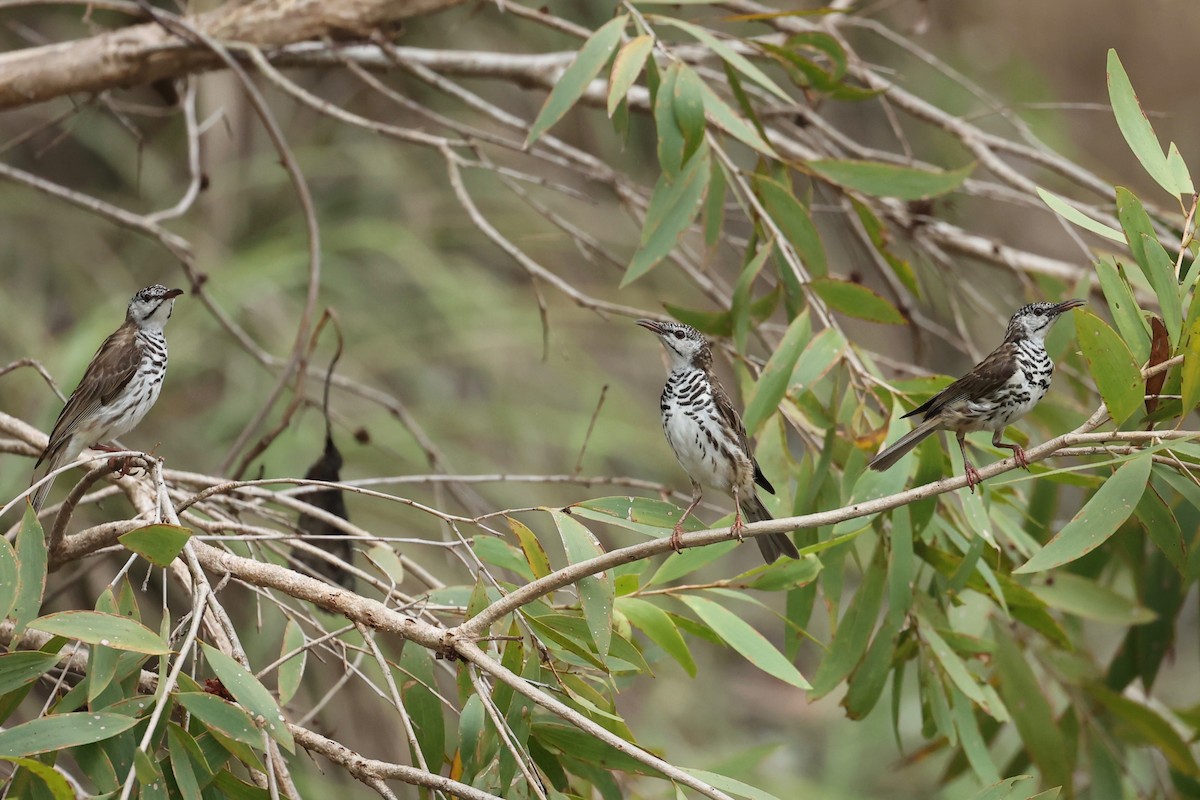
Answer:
top-left (730, 514), bottom-right (745, 543)
top-left (964, 463), bottom-right (982, 493)
top-left (107, 455), bottom-right (141, 478)
top-left (669, 524), bottom-right (685, 554)
top-left (1013, 446), bottom-right (1030, 470)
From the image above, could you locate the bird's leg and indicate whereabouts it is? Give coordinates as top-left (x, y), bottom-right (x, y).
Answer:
top-left (958, 432), bottom-right (982, 492)
top-left (729, 487), bottom-right (745, 544)
top-left (671, 480), bottom-right (703, 553)
top-left (991, 430), bottom-right (1029, 470)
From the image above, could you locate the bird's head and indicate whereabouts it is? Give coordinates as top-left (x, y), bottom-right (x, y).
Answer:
top-left (127, 285), bottom-right (184, 329)
top-left (636, 319), bottom-right (710, 369)
top-left (1005, 299), bottom-right (1085, 343)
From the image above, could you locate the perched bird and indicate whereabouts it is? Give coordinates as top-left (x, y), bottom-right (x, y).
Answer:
top-left (30, 285), bottom-right (184, 510)
top-left (637, 319), bottom-right (799, 563)
top-left (868, 299), bottom-right (1084, 490)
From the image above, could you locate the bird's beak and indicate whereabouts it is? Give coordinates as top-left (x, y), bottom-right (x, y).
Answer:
top-left (1054, 299), bottom-right (1085, 313)
top-left (165, 288), bottom-right (184, 299)
top-left (636, 318), bottom-right (665, 334)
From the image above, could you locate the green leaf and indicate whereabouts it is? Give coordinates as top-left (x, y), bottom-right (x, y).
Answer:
top-left (398, 643), bottom-right (444, 768)
top-left (737, 554), bottom-right (822, 591)
top-left (993, 625), bottom-right (1072, 794)
top-left (682, 768), bottom-right (786, 800)
top-left (0, 535), bottom-right (17, 624)
top-left (177, 692), bottom-right (263, 750)
top-left (201, 644), bottom-right (293, 753)
top-left (28, 611), bottom-right (168, 655)
top-left (607, 35), bottom-right (653, 117)
top-left (674, 64), bottom-right (707, 165)
top-left (789, 327), bottom-right (846, 393)
top-left (921, 624), bottom-right (991, 713)
top-left (0, 712), bottom-right (139, 756)
top-left (654, 62), bottom-right (684, 178)
top-left (952, 688), bottom-right (1000, 784)
top-left (550, 510), bottom-right (615, 659)
top-left (12, 504), bottom-right (47, 637)
top-left (622, 144), bottom-right (711, 285)
top-left (808, 159), bottom-right (971, 200)
top-left (1091, 683), bottom-right (1199, 774)
top-left (843, 618), bottom-right (899, 720)
top-left (1135, 482), bottom-right (1186, 573)
top-left (1138, 234), bottom-right (1183, 350)
top-left (1030, 573), bottom-right (1155, 625)
top-left (651, 16), bottom-right (791, 104)
top-left (0, 652), bottom-right (61, 694)
top-left (570, 496), bottom-right (704, 539)
top-left (276, 619), bottom-right (305, 706)
top-left (508, 517), bottom-right (551, 579)
top-left (1074, 309), bottom-right (1145, 425)
top-left (617, 597), bottom-right (696, 676)
top-left (809, 277), bottom-right (905, 325)
top-left (1107, 50), bottom-right (1181, 196)
top-left (731, 241), bottom-right (775, 350)
top-left (1036, 188), bottom-right (1124, 242)
top-left (680, 594), bottom-right (810, 688)
top-left (742, 312), bottom-right (811, 435)
top-left (0, 756), bottom-right (75, 798)
top-left (1181, 311), bottom-right (1200, 414)
top-left (526, 15), bottom-right (628, 146)
top-left (473, 535), bottom-right (534, 581)
top-left (1016, 453), bottom-right (1152, 573)
top-left (118, 524), bottom-right (192, 568)
top-left (650, 541), bottom-right (739, 585)
top-left (698, 82), bottom-right (775, 157)
top-left (811, 551), bottom-right (885, 697)
top-left (851, 197), bottom-right (919, 297)
top-left (755, 176), bottom-right (827, 277)
top-left (1095, 255), bottom-right (1151, 363)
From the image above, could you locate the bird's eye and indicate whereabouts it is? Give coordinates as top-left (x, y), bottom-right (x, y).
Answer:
top-left (1033, 308), bottom-right (1044, 316)
top-left (673, 331), bottom-right (685, 340)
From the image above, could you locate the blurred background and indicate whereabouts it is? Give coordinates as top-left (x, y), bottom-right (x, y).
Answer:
top-left (1, 1), bottom-right (1198, 797)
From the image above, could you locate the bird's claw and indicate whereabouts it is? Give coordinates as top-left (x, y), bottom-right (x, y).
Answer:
top-left (106, 455), bottom-right (141, 478)
top-left (1013, 446), bottom-right (1030, 470)
top-left (669, 524), bottom-right (685, 554)
top-left (730, 515), bottom-right (745, 543)
top-left (964, 464), bottom-right (982, 493)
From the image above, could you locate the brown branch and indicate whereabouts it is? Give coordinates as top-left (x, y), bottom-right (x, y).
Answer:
top-left (0, 0), bottom-right (468, 110)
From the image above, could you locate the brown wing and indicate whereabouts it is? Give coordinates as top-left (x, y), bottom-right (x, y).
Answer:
top-left (710, 373), bottom-right (776, 495)
top-left (37, 323), bottom-right (141, 468)
top-left (902, 341), bottom-right (1019, 422)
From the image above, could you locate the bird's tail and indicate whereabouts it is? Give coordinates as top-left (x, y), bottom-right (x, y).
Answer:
top-left (29, 438), bottom-right (79, 512)
top-left (868, 417), bottom-right (941, 472)
top-left (739, 494), bottom-right (800, 563)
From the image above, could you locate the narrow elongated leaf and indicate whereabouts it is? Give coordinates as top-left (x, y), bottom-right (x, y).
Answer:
top-left (808, 159), bottom-right (971, 200)
top-left (276, 620), bottom-right (306, 705)
top-left (0, 756), bottom-right (74, 798)
top-left (681, 594), bottom-right (810, 688)
top-left (0, 652), bottom-right (60, 694)
top-left (1180, 307), bottom-right (1200, 413)
top-left (1016, 453), bottom-right (1152, 573)
top-left (0, 712), bottom-right (139, 756)
top-left (922, 625), bottom-right (991, 713)
top-left (12, 504), bottom-right (47, 636)
top-left (1074, 309), bottom-right (1144, 424)
top-left (617, 597), bottom-right (696, 676)
top-left (698, 82), bottom-right (775, 156)
top-left (682, 768), bottom-right (786, 800)
top-left (811, 552), bottom-right (885, 696)
top-left (1095, 256), bottom-right (1151, 363)
top-left (789, 327), bottom-right (845, 392)
top-left (993, 625), bottom-right (1071, 792)
top-left (607, 35), bottom-right (653, 117)
top-left (622, 145), bottom-right (711, 285)
top-left (654, 62), bottom-right (684, 177)
top-left (731, 241), bottom-right (775, 350)
top-left (508, 517), bottom-right (551, 579)
top-left (1139, 234), bottom-right (1183, 349)
top-left (550, 510), bottom-right (614, 659)
top-left (1092, 683), bottom-right (1199, 774)
top-left (1136, 482), bottom-right (1186, 573)
top-left (201, 644), bottom-right (293, 752)
top-left (167, 725), bottom-right (206, 800)
top-left (118, 524), bottom-right (191, 568)
top-left (742, 312), bottom-right (812, 434)
top-left (1037, 188), bottom-right (1124, 242)
top-left (1031, 573), bottom-right (1155, 625)
top-left (29, 611), bottom-right (168, 655)
top-left (399, 643), bottom-right (444, 768)
top-left (755, 176), bottom-right (827, 277)
top-left (652, 16), bottom-right (791, 103)
top-left (1107, 50), bottom-right (1179, 196)
top-left (953, 688), bottom-right (1000, 784)
top-left (526, 15), bottom-right (627, 146)
top-left (177, 693), bottom-right (262, 749)
top-left (570, 495), bottom-right (704, 539)
top-left (0, 535), bottom-right (17, 623)
top-left (851, 197), bottom-right (919, 297)
top-left (810, 277), bottom-right (905, 324)
top-left (674, 64), bottom-right (707, 165)
top-left (649, 541), bottom-right (738, 585)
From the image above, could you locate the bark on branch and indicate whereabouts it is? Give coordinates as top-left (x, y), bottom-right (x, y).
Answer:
top-left (0, 0), bottom-right (466, 110)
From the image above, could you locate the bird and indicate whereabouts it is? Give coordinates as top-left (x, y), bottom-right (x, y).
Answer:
top-left (30, 284), bottom-right (184, 511)
top-left (867, 299), bottom-right (1085, 490)
top-left (637, 319), bottom-right (800, 563)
